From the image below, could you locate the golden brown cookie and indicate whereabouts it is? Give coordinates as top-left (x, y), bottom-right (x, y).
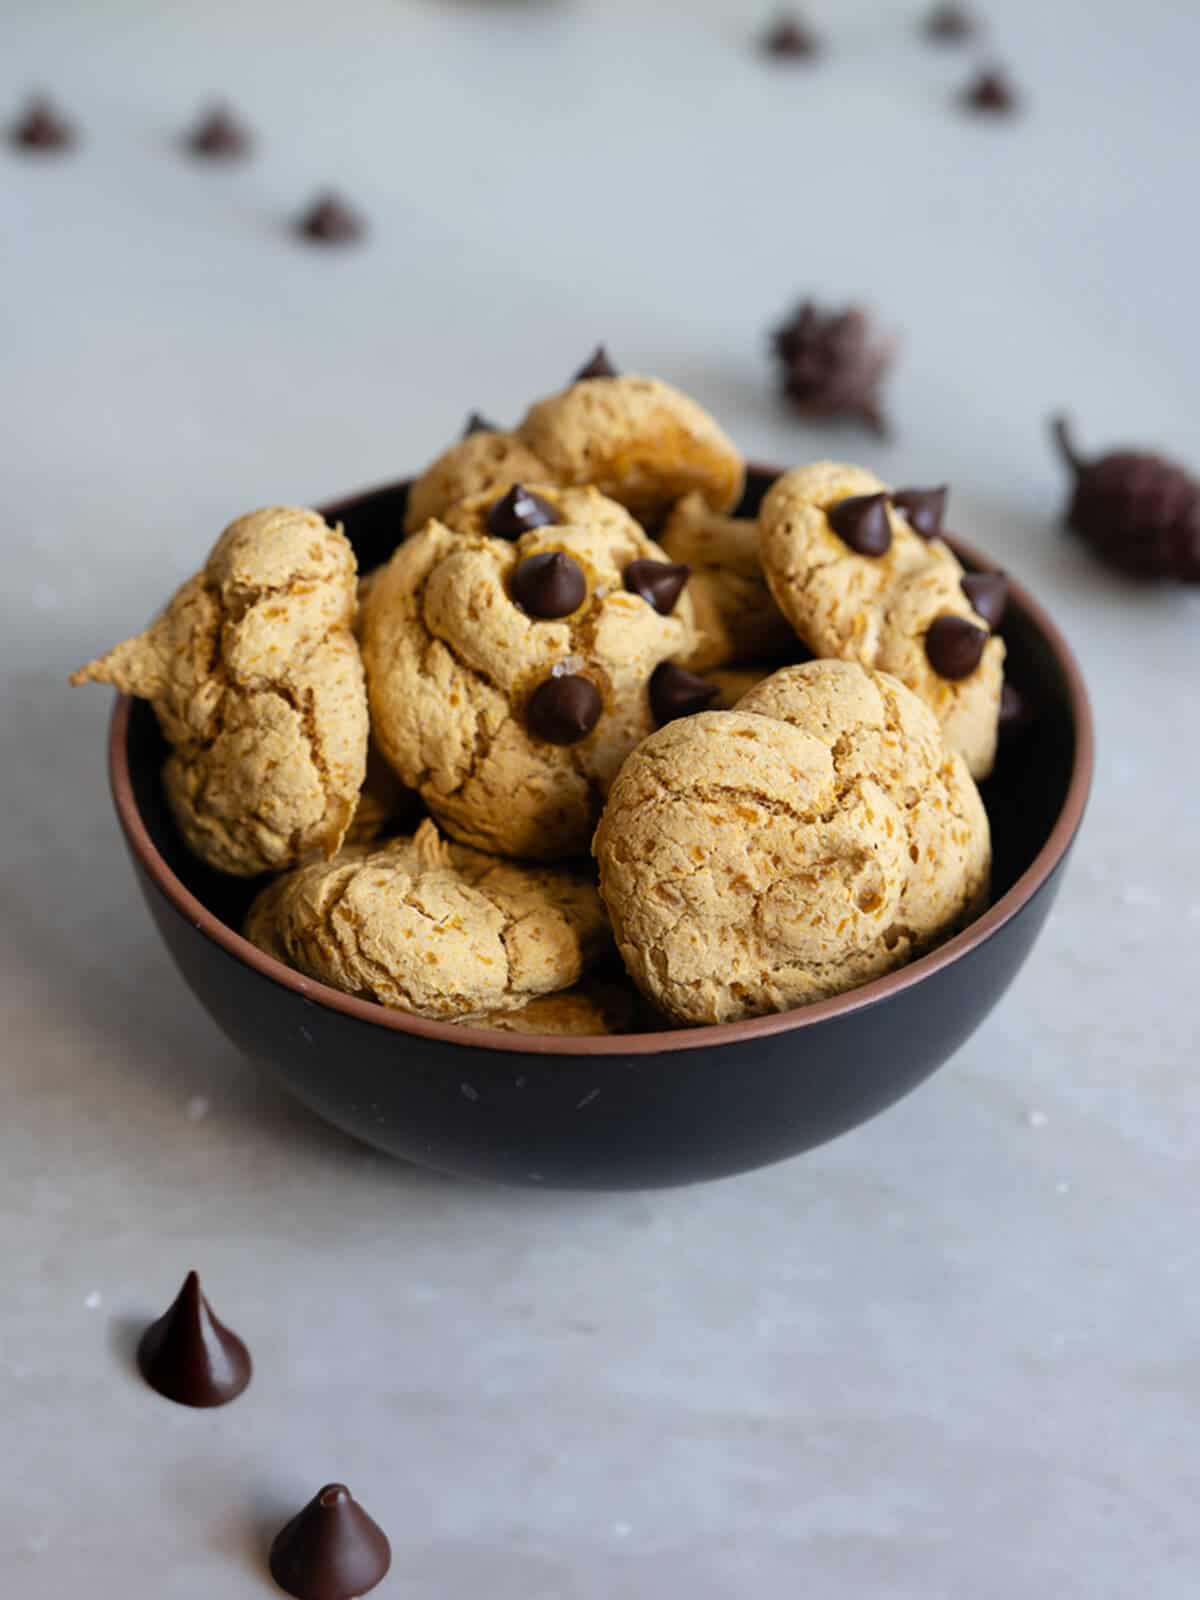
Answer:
top-left (72, 507), bottom-right (368, 876)
top-left (659, 492), bottom-right (795, 670)
top-left (476, 977), bottom-right (643, 1036)
top-left (517, 376), bottom-right (744, 525)
top-left (758, 463), bottom-right (1004, 778)
top-left (404, 427), bottom-right (552, 535)
top-left (245, 820), bottom-right (609, 1021)
top-left (704, 663), bottom-right (776, 709)
top-left (344, 740), bottom-right (422, 846)
top-left (361, 484), bottom-right (699, 860)
top-left (594, 660), bottom-right (990, 1025)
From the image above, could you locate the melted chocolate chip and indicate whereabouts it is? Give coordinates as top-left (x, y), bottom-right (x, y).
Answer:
top-left (925, 3), bottom-right (975, 40)
top-left (487, 484), bottom-right (561, 539)
top-left (527, 675), bottom-right (602, 744)
top-left (650, 662), bottom-right (719, 726)
top-left (827, 492), bottom-right (892, 556)
top-left (296, 191), bottom-right (365, 244)
top-left (763, 13), bottom-right (820, 57)
top-left (574, 345), bottom-right (618, 381)
top-left (11, 96), bottom-right (74, 151)
top-left (623, 559), bottom-right (690, 615)
top-left (186, 104), bottom-right (250, 159)
top-left (269, 1484), bottom-right (391, 1600)
top-left (964, 67), bottom-right (1017, 114)
top-left (892, 485), bottom-right (947, 539)
top-left (136, 1271), bottom-right (251, 1408)
top-left (511, 552), bottom-right (586, 618)
top-left (961, 570), bottom-right (1007, 628)
top-left (999, 679), bottom-right (1033, 740)
top-left (925, 614), bottom-right (988, 678)
top-left (462, 411), bottom-right (501, 438)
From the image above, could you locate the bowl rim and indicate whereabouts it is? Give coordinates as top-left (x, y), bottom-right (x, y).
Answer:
top-left (108, 474), bottom-right (1094, 1059)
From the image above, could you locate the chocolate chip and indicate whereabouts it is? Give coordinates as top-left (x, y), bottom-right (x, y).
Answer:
top-left (771, 300), bottom-right (896, 435)
top-left (574, 345), bottom-right (618, 381)
top-left (623, 559), bottom-right (690, 615)
top-left (136, 1271), bottom-right (252, 1408)
top-left (963, 67), bottom-right (1018, 114)
top-left (296, 191), bottom-right (365, 244)
top-left (527, 675), bottom-right (602, 744)
top-left (269, 1484), bottom-right (391, 1600)
top-left (762, 13), bottom-right (821, 57)
top-left (186, 104), bottom-right (250, 159)
top-left (998, 679), bottom-right (1033, 740)
top-left (924, 3), bottom-right (976, 40)
top-left (486, 484), bottom-right (561, 539)
top-left (462, 411), bottom-right (500, 438)
top-left (511, 552), bottom-right (586, 619)
top-left (892, 485), bottom-right (948, 538)
top-left (925, 614), bottom-right (988, 678)
top-left (827, 492), bottom-right (892, 556)
top-left (961, 570), bottom-right (1007, 628)
top-left (11, 95), bottom-right (74, 151)
top-left (649, 662), bottom-right (719, 726)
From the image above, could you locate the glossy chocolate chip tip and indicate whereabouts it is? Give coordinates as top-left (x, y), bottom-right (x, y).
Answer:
top-left (827, 492), bottom-right (893, 556)
top-left (574, 345), bottom-right (619, 381)
top-left (11, 95), bottom-right (74, 150)
top-left (269, 1483), bottom-right (391, 1600)
top-left (925, 613), bottom-right (988, 679)
top-left (961, 570), bottom-right (1008, 628)
top-left (527, 674), bottom-right (602, 744)
top-left (486, 484), bottom-right (561, 539)
top-left (462, 411), bottom-right (501, 438)
top-left (650, 662), bottom-right (719, 726)
top-left (296, 191), bottom-right (365, 244)
top-left (186, 104), bottom-right (250, 159)
top-left (892, 485), bottom-right (948, 539)
top-left (511, 551), bottom-right (587, 619)
top-left (136, 1270), bottom-right (252, 1408)
top-left (623, 559), bottom-right (690, 615)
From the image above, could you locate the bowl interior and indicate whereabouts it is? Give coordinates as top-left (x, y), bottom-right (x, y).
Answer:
top-left (123, 468), bottom-right (1082, 1029)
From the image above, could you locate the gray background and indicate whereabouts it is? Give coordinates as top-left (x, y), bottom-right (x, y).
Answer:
top-left (3, 0), bottom-right (1198, 1595)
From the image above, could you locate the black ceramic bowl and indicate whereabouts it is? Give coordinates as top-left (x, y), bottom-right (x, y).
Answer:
top-left (109, 468), bottom-right (1093, 1190)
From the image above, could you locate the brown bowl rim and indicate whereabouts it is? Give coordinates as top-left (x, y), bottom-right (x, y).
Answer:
top-left (107, 476), bottom-right (1094, 1059)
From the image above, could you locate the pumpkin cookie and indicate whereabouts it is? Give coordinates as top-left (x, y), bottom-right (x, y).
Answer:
top-left (361, 484), bottom-right (699, 860)
top-left (758, 463), bottom-right (1004, 777)
top-left (245, 820), bottom-right (609, 1022)
top-left (404, 426), bottom-right (552, 535)
top-left (477, 978), bottom-right (644, 1036)
top-left (594, 660), bottom-right (990, 1025)
top-left (72, 507), bottom-right (368, 876)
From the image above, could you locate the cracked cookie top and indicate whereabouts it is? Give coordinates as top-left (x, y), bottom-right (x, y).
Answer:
top-left (361, 484), bottom-right (699, 860)
top-left (593, 659), bottom-right (990, 1025)
top-left (758, 462), bottom-right (1005, 778)
top-left (72, 507), bottom-right (368, 876)
top-left (244, 819), bottom-right (609, 1021)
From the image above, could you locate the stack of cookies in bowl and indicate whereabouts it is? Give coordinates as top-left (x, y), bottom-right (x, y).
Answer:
top-left (74, 361), bottom-right (1010, 1034)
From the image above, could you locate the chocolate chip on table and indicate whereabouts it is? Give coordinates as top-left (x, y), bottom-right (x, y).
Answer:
top-left (924, 3), bottom-right (976, 40)
top-left (10, 95), bottom-right (74, 151)
top-left (892, 485), bottom-right (947, 539)
top-left (269, 1484), bottom-right (391, 1600)
top-left (136, 1270), bottom-right (251, 1408)
top-left (771, 301), bottom-right (895, 435)
top-left (649, 662), bottom-right (719, 726)
top-left (827, 492), bottom-right (893, 556)
top-left (961, 570), bottom-right (1007, 627)
top-left (527, 674), bottom-right (602, 744)
top-left (462, 411), bottom-right (501, 437)
top-left (963, 66), bottom-right (1018, 114)
top-left (573, 345), bottom-right (619, 381)
top-left (486, 484), bottom-right (561, 539)
top-left (925, 614), bottom-right (988, 678)
top-left (295, 191), bottom-right (365, 244)
top-left (511, 551), bottom-right (587, 618)
top-left (623, 559), bottom-right (690, 615)
top-left (185, 104), bottom-right (250, 159)
top-left (762, 12), bottom-right (821, 57)
top-left (998, 679), bottom-right (1033, 740)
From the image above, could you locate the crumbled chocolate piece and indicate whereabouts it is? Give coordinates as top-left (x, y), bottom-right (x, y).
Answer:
top-left (623, 559), bottom-right (690, 615)
top-left (136, 1271), bottom-right (251, 1408)
top-left (963, 66), bottom-right (1018, 114)
top-left (762, 12), bottom-right (821, 58)
top-left (827, 492), bottom-right (892, 556)
top-left (649, 662), bottom-right (719, 726)
top-left (925, 614), bottom-right (988, 678)
top-left (771, 301), bottom-right (896, 434)
top-left (462, 411), bottom-right (501, 437)
top-left (892, 485), bottom-right (947, 539)
top-left (527, 675), bottom-right (602, 744)
top-left (295, 191), bottom-right (365, 245)
top-left (486, 484), bottom-right (561, 540)
top-left (186, 104), bottom-right (250, 159)
top-left (961, 570), bottom-right (1007, 627)
top-left (1051, 416), bottom-right (1200, 582)
top-left (511, 551), bottom-right (586, 618)
top-left (924, 4), bottom-right (976, 41)
top-left (269, 1484), bottom-right (391, 1600)
top-left (574, 345), bottom-right (618, 381)
top-left (11, 95), bottom-right (74, 151)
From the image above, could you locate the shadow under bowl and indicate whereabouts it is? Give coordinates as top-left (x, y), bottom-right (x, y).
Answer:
top-left (108, 467), bottom-right (1093, 1189)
